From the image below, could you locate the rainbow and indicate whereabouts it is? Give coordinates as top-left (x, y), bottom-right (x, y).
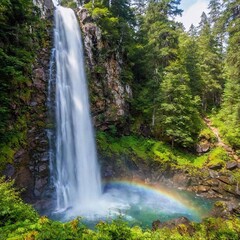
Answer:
top-left (103, 178), bottom-right (208, 220)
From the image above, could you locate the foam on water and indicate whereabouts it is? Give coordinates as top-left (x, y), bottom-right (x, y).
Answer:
top-left (50, 180), bottom-right (212, 227)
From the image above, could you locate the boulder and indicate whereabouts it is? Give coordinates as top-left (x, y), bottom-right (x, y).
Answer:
top-left (152, 217), bottom-right (194, 235)
top-left (197, 185), bottom-right (211, 192)
top-left (152, 220), bottom-right (161, 231)
top-left (208, 163), bottom-right (223, 170)
top-left (211, 199), bottom-right (240, 218)
top-left (217, 176), bottom-right (232, 185)
top-left (209, 170), bottom-right (219, 178)
top-left (210, 201), bottom-right (230, 218)
top-left (172, 173), bottom-right (191, 188)
top-left (226, 161), bottom-right (238, 170)
top-left (3, 164), bottom-right (15, 178)
top-left (196, 140), bottom-right (210, 153)
top-left (205, 179), bottom-right (219, 187)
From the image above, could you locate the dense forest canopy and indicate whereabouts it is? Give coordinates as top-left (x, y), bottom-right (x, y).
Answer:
top-left (82, 0), bottom-right (240, 150)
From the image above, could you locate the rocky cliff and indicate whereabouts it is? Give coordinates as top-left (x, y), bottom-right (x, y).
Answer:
top-left (11, 47), bottom-right (51, 202)
top-left (77, 8), bottom-right (132, 131)
top-left (33, 0), bottom-right (53, 17)
top-left (3, 3), bottom-right (54, 202)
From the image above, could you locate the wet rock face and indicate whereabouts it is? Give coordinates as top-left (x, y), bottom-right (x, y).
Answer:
top-left (77, 8), bottom-right (132, 130)
top-left (210, 198), bottom-right (240, 218)
top-left (226, 161), bottom-right (238, 170)
top-left (100, 151), bottom-right (240, 203)
top-left (152, 217), bottom-right (191, 230)
top-left (7, 45), bottom-right (52, 202)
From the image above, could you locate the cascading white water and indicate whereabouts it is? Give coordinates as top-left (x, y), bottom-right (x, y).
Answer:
top-left (53, 6), bottom-right (101, 211)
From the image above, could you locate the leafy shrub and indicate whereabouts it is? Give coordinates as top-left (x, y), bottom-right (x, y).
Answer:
top-left (0, 178), bottom-right (38, 227)
top-left (207, 147), bottom-right (229, 166)
top-left (95, 219), bottom-right (132, 240)
top-left (61, 0), bottom-right (77, 8)
top-left (198, 127), bottom-right (217, 143)
top-left (212, 115), bottom-right (240, 151)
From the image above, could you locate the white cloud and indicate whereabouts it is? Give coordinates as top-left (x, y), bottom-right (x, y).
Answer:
top-left (176, 0), bottom-right (209, 31)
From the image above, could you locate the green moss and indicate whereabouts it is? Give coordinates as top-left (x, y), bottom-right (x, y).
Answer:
top-left (61, 0), bottom-right (77, 8)
top-left (207, 147), bottom-right (229, 167)
top-left (232, 171), bottom-right (240, 183)
top-left (0, 145), bottom-right (15, 165)
top-left (0, 115), bottom-right (29, 172)
top-left (198, 127), bottom-right (217, 143)
top-left (96, 132), bottom-right (232, 173)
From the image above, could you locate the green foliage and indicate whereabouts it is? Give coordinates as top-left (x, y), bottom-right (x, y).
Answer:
top-left (179, 32), bottom-right (203, 100)
top-left (207, 147), bottom-right (229, 167)
top-left (215, 0), bottom-right (240, 150)
top-left (212, 114), bottom-right (240, 151)
top-left (85, 1), bottom-right (125, 43)
top-left (0, 0), bottom-right (49, 170)
top-left (97, 131), bottom-right (231, 170)
top-left (156, 60), bottom-right (202, 148)
top-left (198, 127), bottom-right (217, 143)
top-left (95, 218), bottom-right (132, 240)
top-left (34, 218), bottom-right (87, 240)
top-left (0, 178), bottom-right (38, 227)
top-left (61, 0), bottom-right (77, 8)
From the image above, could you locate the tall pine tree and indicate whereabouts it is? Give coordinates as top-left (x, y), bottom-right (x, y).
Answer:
top-left (218, 0), bottom-right (240, 149)
top-left (156, 60), bottom-right (202, 148)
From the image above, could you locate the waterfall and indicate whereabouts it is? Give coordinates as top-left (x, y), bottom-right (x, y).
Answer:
top-left (52, 6), bottom-right (102, 212)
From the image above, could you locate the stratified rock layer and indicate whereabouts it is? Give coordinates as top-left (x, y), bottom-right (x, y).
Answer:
top-left (12, 46), bottom-right (51, 202)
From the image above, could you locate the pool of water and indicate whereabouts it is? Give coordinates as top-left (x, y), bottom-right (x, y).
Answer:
top-left (49, 181), bottom-right (213, 228)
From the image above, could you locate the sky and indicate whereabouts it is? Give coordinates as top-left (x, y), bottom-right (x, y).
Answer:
top-left (176, 0), bottom-right (210, 30)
